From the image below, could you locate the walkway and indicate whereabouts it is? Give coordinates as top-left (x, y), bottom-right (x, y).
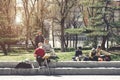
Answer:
top-left (0, 75), bottom-right (120, 80)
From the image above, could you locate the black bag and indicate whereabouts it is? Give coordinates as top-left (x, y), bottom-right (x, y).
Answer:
top-left (15, 62), bottom-right (33, 69)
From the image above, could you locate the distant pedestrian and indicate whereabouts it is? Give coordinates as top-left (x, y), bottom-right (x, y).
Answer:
top-left (35, 31), bottom-right (44, 48)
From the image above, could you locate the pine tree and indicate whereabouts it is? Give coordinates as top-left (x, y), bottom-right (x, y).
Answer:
top-left (65, 0), bottom-right (120, 50)
top-left (88, 0), bottom-right (116, 50)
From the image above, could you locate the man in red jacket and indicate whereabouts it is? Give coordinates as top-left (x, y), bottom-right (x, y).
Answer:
top-left (34, 42), bottom-right (45, 67)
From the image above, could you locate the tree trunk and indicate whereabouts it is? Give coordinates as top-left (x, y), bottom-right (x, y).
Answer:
top-left (7, 44), bottom-right (11, 52)
top-left (52, 20), bottom-right (55, 47)
top-left (73, 36), bottom-right (75, 48)
top-left (29, 37), bottom-right (36, 49)
top-left (101, 36), bottom-right (107, 50)
top-left (70, 34), bottom-right (72, 47)
top-left (41, 20), bottom-right (44, 34)
top-left (25, 25), bottom-right (29, 51)
top-left (1, 44), bottom-right (8, 55)
top-left (60, 18), bottom-right (65, 52)
top-left (25, 27), bottom-right (29, 51)
top-left (25, 38), bottom-right (29, 50)
top-left (106, 37), bottom-right (109, 50)
top-left (75, 34), bottom-right (78, 49)
top-left (52, 32), bottom-right (55, 47)
top-left (65, 33), bottom-right (69, 51)
top-left (101, 1), bottom-right (109, 50)
top-left (93, 36), bottom-right (97, 48)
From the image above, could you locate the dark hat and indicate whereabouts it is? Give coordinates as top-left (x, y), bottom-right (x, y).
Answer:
top-left (78, 47), bottom-right (82, 49)
top-left (97, 46), bottom-right (101, 49)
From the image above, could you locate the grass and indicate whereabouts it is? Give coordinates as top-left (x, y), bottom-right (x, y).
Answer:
top-left (0, 50), bottom-right (35, 62)
top-left (109, 51), bottom-right (120, 61)
top-left (56, 50), bottom-right (90, 61)
top-left (0, 49), bottom-right (120, 61)
top-left (56, 52), bottom-right (74, 61)
top-left (0, 49), bottom-right (90, 62)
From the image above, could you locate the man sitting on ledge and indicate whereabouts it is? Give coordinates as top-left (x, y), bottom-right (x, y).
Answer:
top-left (34, 42), bottom-right (45, 68)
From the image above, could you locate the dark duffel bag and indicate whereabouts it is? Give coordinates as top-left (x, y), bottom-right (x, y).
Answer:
top-left (15, 62), bottom-right (33, 69)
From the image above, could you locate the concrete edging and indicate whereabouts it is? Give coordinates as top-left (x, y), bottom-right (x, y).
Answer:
top-left (0, 61), bottom-right (120, 75)
top-left (0, 68), bottom-right (120, 75)
top-left (0, 61), bottom-right (120, 68)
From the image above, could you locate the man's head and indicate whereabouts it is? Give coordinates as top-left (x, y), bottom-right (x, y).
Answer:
top-left (97, 46), bottom-right (101, 50)
top-left (78, 47), bottom-right (82, 50)
top-left (37, 31), bottom-right (42, 35)
top-left (44, 39), bottom-right (49, 44)
top-left (38, 42), bottom-right (43, 48)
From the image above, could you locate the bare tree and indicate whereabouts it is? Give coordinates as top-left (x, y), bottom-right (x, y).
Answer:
top-left (0, 0), bottom-right (20, 55)
top-left (22, 0), bottom-right (37, 49)
top-left (54, 0), bottom-right (78, 51)
top-left (35, 0), bottom-right (50, 37)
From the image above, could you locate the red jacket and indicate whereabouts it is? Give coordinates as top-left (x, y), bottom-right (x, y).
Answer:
top-left (34, 48), bottom-right (45, 57)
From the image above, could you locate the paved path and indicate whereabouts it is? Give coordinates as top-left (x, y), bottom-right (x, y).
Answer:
top-left (0, 75), bottom-right (120, 80)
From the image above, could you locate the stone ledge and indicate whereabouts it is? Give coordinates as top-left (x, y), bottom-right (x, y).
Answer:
top-left (54, 68), bottom-right (120, 75)
top-left (0, 61), bottom-right (120, 68)
top-left (0, 68), bottom-right (120, 75)
top-left (56, 61), bottom-right (120, 68)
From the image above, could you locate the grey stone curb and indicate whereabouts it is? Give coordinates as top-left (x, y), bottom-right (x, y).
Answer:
top-left (0, 61), bottom-right (120, 75)
top-left (56, 61), bottom-right (120, 68)
top-left (0, 68), bottom-right (120, 75)
top-left (0, 61), bottom-right (120, 68)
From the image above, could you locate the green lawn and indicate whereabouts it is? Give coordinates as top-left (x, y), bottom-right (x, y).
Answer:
top-left (0, 49), bottom-right (120, 61)
top-left (0, 50), bottom-right (90, 62)
top-left (0, 50), bottom-right (35, 62)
